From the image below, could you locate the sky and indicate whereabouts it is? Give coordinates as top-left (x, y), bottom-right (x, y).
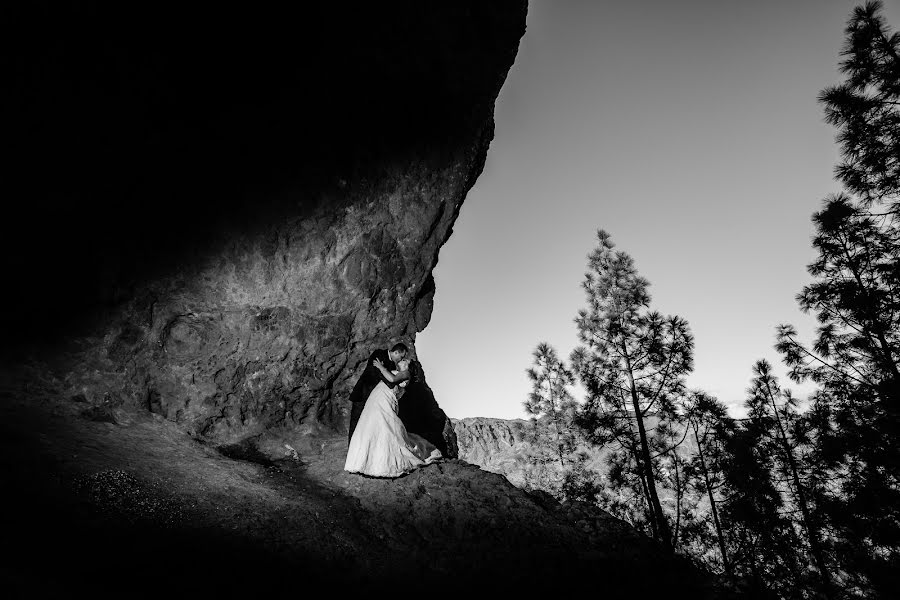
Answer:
top-left (416, 0), bottom-right (900, 421)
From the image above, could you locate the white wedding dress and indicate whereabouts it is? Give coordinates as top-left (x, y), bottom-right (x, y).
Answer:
top-left (344, 380), bottom-right (442, 477)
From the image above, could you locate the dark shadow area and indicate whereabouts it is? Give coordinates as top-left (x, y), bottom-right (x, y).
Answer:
top-left (1, 1), bottom-right (525, 352)
top-left (1, 504), bottom-right (338, 598)
top-left (0, 509), bottom-right (721, 599)
top-left (0, 388), bottom-right (735, 599)
top-left (398, 360), bottom-right (456, 457)
top-left (0, 404), bottom-right (336, 596)
top-left (216, 437), bottom-right (277, 468)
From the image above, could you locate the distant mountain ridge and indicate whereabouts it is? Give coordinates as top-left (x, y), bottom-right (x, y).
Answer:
top-left (453, 413), bottom-right (705, 525)
top-left (451, 417), bottom-right (533, 486)
top-left (452, 416), bottom-right (609, 489)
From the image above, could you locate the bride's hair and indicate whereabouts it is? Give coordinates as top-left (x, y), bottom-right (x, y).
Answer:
top-left (407, 360), bottom-right (424, 384)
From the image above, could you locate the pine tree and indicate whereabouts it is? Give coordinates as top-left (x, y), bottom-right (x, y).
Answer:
top-left (655, 415), bottom-right (697, 550)
top-left (777, 195), bottom-right (900, 596)
top-left (719, 417), bottom-right (805, 599)
top-left (776, 3), bottom-right (900, 593)
top-left (570, 230), bottom-right (693, 552)
top-left (559, 450), bottom-right (605, 505)
top-left (685, 391), bottom-right (735, 577)
top-left (819, 1), bottom-right (900, 209)
top-left (745, 360), bottom-right (833, 595)
top-left (524, 342), bottom-right (578, 470)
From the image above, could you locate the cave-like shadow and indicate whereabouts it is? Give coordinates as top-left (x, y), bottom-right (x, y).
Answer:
top-left (398, 360), bottom-right (457, 458)
top-left (2, 2), bottom-right (524, 354)
top-left (0, 398), bottom-right (358, 596)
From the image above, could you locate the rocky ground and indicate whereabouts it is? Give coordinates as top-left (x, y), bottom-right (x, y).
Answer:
top-left (1, 364), bottom-right (738, 598)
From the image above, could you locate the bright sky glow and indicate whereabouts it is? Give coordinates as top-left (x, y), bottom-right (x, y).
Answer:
top-left (416, 0), bottom-right (900, 420)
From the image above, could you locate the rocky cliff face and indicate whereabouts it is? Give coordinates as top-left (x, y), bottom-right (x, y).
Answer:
top-left (453, 417), bottom-right (534, 485)
top-left (454, 416), bottom-right (609, 489)
top-left (3, 2), bottom-right (527, 449)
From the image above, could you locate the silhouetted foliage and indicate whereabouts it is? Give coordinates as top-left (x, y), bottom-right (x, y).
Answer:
top-left (524, 342), bottom-right (578, 473)
top-left (570, 230), bottom-right (694, 552)
top-left (718, 415), bottom-right (807, 599)
top-left (774, 3), bottom-right (900, 596)
top-left (684, 392), bottom-right (735, 576)
top-left (819, 2), bottom-right (900, 209)
top-left (514, 7), bottom-right (900, 597)
top-left (559, 451), bottom-right (606, 504)
top-left (722, 362), bottom-right (834, 598)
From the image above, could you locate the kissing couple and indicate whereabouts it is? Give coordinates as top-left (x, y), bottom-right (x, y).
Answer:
top-left (344, 342), bottom-right (442, 478)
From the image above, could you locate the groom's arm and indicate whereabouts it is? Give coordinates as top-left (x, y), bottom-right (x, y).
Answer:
top-left (369, 350), bottom-right (394, 384)
top-left (357, 351), bottom-right (389, 390)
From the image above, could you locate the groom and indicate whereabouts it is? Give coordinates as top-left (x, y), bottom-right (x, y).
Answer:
top-left (347, 342), bottom-right (409, 442)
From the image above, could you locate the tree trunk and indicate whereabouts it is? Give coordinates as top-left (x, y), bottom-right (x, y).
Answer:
top-left (671, 448), bottom-right (682, 548)
top-left (624, 352), bottom-right (672, 551)
top-left (694, 425), bottom-right (731, 577)
top-left (549, 386), bottom-right (566, 470)
top-left (630, 441), bottom-right (658, 540)
top-left (766, 385), bottom-right (832, 595)
top-left (553, 418), bottom-right (566, 470)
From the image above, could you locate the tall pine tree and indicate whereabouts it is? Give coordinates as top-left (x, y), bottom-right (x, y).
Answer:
top-left (776, 2), bottom-right (900, 594)
top-left (745, 360), bottom-right (832, 596)
top-left (571, 230), bottom-right (693, 552)
top-left (719, 414), bottom-right (806, 599)
top-left (685, 391), bottom-right (735, 577)
top-left (524, 342), bottom-right (578, 470)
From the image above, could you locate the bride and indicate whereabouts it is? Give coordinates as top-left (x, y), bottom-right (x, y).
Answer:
top-left (344, 358), bottom-right (442, 477)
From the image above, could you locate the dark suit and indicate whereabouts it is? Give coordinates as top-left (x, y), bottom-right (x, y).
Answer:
top-left (347, 349), bottom-right (395, 442)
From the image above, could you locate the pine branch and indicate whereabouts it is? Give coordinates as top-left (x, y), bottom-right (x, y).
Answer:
top-left (781, 332), bottom-right (873, 386)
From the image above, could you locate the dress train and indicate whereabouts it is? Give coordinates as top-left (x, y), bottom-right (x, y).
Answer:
top-left (344, 381), bottom-right (442, 477)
